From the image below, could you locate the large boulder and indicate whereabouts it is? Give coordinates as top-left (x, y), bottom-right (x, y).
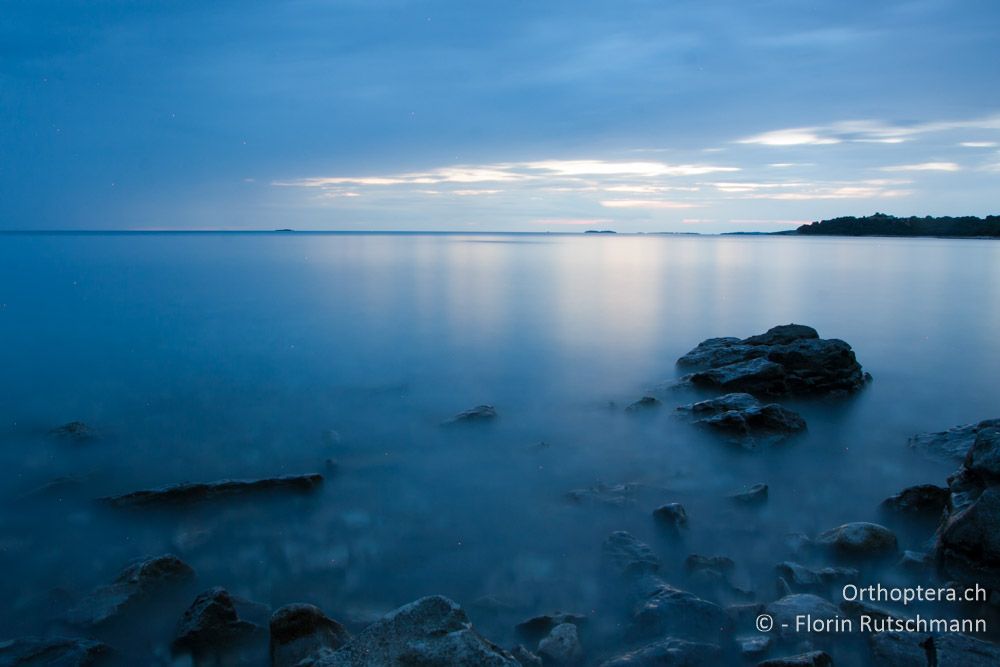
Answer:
top-left (677, 325), bottom-right (868, 398)
top-left (908, 418), bottom-right (1000, 462)
top-left (937, 486), bottom-right (1000, 589)
top-left (172, 587), bottom-right (264, 656)
top-left (602, 531), bottom-right (661, 577)
top-left (775, 561), bottom-right (858, 595)
top-left (0, 636), bottom-right (109, 666)
top-left (630, 582), bottom-right (731, 641)
top-left (307, 595), bottom-right (519, 666)
top-left (598, 638), bottom-right (722, 666)
top-left (964, 428), bottom-right (1000, 480)
top-left (65, 554), bottom-right (195, 627)
top-left (515, 612), bottom-right (587, 644)
top-left (536, 623), bottom-right (583, 665)
top-left (880, 485), bottom-right (949, 518)
top-left (815, 522), bottom-right (898, 560)
top-left (765, 594), bottom-right (840, 640)
top-left (677, 393), bottom-right (806, 450)
top-left (270, 603), bottom-right (350, 667)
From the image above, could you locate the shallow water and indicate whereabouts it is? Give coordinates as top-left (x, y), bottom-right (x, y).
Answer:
top-left (1, 232), bottom-right (999, 664)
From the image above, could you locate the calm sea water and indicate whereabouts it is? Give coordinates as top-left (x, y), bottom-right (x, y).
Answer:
top-left (1, 232), bottom-right (999, 663)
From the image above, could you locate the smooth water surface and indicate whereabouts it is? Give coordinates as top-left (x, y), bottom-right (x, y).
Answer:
top-left (1, 232), bottom-right (999, 663)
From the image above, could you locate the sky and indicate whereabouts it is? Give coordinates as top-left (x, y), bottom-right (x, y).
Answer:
top-left (2, 0), bottom-right (999, 233)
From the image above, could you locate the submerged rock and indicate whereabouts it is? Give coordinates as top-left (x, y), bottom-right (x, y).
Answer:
top-left (565, 483), bottom-right (638, 508)
top-left (728, 483), bottom-right (769, 505)
top-left (270, 603), bottom-right (350, 667)
top-left (100, 473), bottom-right (323, 508)
top-left (652, 503), bottom-right (689, 532)
top-left (625, 396), bottom-right (662, 413)
top-left (515, 612), bottom-right (587, 644)
top-left (443, 405), bottom-right (498, 425)
top-left (599, 638), bottom-right (722, 666)
top-left (908, 418), bottom-right (1000, 462)
top-left (48, 421), bottom-right (96, 442)
top-left (172, 587), bottom-right (262, 655)
top-left (677, 324), bottom-right (869, 397)
top-left (536, 623), bottom-right (583, 665)
top-left (65, 554), bottom-right (195, 627)
top-left (685, 554), bottom-right (735, 576)
top-left (678, 393), bottom-right (806, 450)
top-left (880, 484), bottom-right (949, 518)
top-left (815, 522), bottom-right (898, 560)
top-left (765, 594), bottom-right (839, 639)
top-left (307, 595), bottom-right (518, 666)
top-left (757, 651), bottom-right (833, 667)
top-left (602, 531), bottom-right (661, 576)
top-left (0, 636), bottom-right (109, 666)
top-left (776, 561), bottom-right (858, 594)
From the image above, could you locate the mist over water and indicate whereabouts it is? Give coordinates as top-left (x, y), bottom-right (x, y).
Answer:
top-left (1, 232), bottom-right (999, 663)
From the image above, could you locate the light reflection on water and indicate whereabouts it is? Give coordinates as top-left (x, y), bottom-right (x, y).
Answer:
top-left (0, 232), bottom-right (999, 662)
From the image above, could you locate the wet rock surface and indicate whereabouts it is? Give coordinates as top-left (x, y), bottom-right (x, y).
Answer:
top-left (880, 484), bottom-right (949, 518)
top-left (270, 603), bottom-right (350, 667)
top-left (65, 554), bottom-right (195, 627)
top-left (677, 393), bottom-right (806, 450)
top-left (602, 531), bottom-right (661, 576)
top-left (171, 586), bottom-right (263, 655)
top-left (100, 473), bottom-right (323, 508)
top-left (0, 636), bottom-right (109, 666)
top-left (775, 561), bottom-right (858, 595)
top-left (625, 396), bottom-right (661, 413)
top-left (869, 631), bottom-right (1000, 667)
top-left (908, 418), bottom-right (1000, 462)
top-left (728, 483), bottom-right (769, 505)
top-left (652, 503), bottom-right (688, 532)
top-left (515, 612), bottom-right (587, 643)
top-left (565, 483), bottom-right (638, 508)
top-left (765, 594), bottom-right (839, 639)
top-left (814, 522), bottom-right (898, 560)
top-left (48, 421), bottom-right (97, 442)
top-left (677, 324), bottom-right (869, 397)
top-left (536, 622), bottom-right (583, 665)
top-left (307, 595), bottom-right (519, 666)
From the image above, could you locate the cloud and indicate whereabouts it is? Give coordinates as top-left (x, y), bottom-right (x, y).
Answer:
top-left (880, 162), bottom-right (961, 172)
top-left (960, 141), bottom-right (998, 148)
top-left (738, 114), bottom-right (1000, 147)
top-left (600, 199), bottom-right (698, 209)
top-left (522, 159), bottom-right (738, 177)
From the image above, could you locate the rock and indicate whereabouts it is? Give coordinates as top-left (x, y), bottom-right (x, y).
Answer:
top-left (868, 631), bottom-right (929, 667)
top-left (172, 587), bottom-right (262, 655)
top-left (536, 623), bottom-right (582, 665)
top-left (625, 396), bottom-right (662, 413)
top-left (756, 651), bottom-right (832, 667)
top-left (270, 603), bottom-right (350, 667)
top-left (908, 418), bottom-right (1000, 462)
top-left (685, 554), bottom-right (735, 576)
top-left (652, 503), bottom-right (688, 531)
top-left (100, 473), bottom-right (323, 507)
top-left (937, 486), bottom-right (1000, 589)
top-left (869, 631), bottom-right (1000, 667)
top-left (443, 405), bottom-right (498, 425)
top-left (737, 635), bottom-right (772, 658)
top-left (0, 636), bottom-right (109, 666)
top-left (677, 325), bottom-right (868, 398)
top-left (511, 644), bottom-right (544, 667)
top-left (308, 595), bottom-right (518, 666)
top-left (515, 612), bottom-right (587, 643)
top-left (598, 638), bottom-right (722, 666)
top-left (880, 485), bottom-right (949, 518)
top-left (565, 483), bottom-right (638, 508)
top-left (602, 531), bottom-right (661, 577)
top-left (815, 522), bottom-right (898, 560)
top-left (678, 393), bottom-right (806, 450)
top-left (895, 550), bottom-right (931, 576)
top-left (728, 483), bottom-right (769, 505)
top-left (775, 562), bottom-right (858, 594)
top-left (765, 594), bottom-right (839, 639)
top-left (65, 554), bottom-right (195, 627)
top-left (964, 428), bottom-right (1000, 479)
top-left (48, 421), bottom-right (97, 442)
top-left (631, 582), bottom-right (731, 641)
top-left (932, 633), bottom-right (1000, 666)
top-left (743, 324), bottom-right (820, 346)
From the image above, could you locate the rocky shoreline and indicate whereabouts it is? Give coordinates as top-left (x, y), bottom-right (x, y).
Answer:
top-left (3, 324), bottom-right (999, 666)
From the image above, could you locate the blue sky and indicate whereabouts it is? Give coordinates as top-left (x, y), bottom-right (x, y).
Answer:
top-left (2, 0), bottom-right (999, 232)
